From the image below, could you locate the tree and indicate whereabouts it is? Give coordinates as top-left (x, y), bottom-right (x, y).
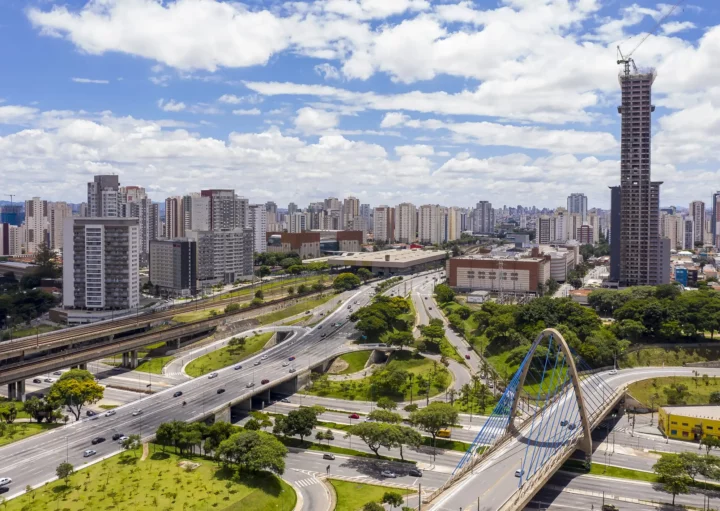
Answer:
top-left (225, 303), bottom-right (240, 313)
top-left (245, 418), bottom-right (261, 430)
top-left (384, 425), bottom-right (423, 461)
top-left (250, 411), bottom-right (273, 431)
top-left (0, 403), bottom-right (17, 424)
top-left (653, 453), bottom-right (691, 506)
top-left (255, 289), bottom-right (264, 299)
top-left (217, 430), bottom-right (287, 474)
top-left (382, 492), bottom-right (404, 508)
top-left (48, 372), bottom-right (104, 420)
top-left (709, 392), bottom-right (720, 405)
top-left (122, 434), bottom-right (142, 456)
top-left (387, 331), bottom-right (414, 351)
top-left (33, 242), bottom-right (60, 278)
top-left (156, 422), bottom-right (175, 452)
top-left (357, 268), bottom-right (372, 282)
top-left (368, 409), bottom-right (402, 423)
top-left (434, 284), bottom-right (455, 304)
top-left (363, 503), bottom-right (384, 511)
top-left (56, 462), bottom-right (74, 485)
top-left (410, 402), bottom-right (458, 451)
top-left (257, 266), bottom-right (271, 279)
top-left (274, 407), bottom-right (323, 443)
top-left (345, 422), bottom-right (392, 457)
top-left (22, 396), bottom-right (60, 423)
top-left (334, 273), bottom-right (362, 291)
top-left (702, 435), bottom-right (720, 455)
top-left (376, 396), bottom-right (398, 410)
top-left (287, 286), bottom-right (295, 296)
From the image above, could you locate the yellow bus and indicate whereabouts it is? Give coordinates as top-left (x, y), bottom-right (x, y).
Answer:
top-left (437, 428), bottom-right (452, 438)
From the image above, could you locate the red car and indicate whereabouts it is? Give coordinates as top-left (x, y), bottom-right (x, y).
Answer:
top-left (465, 354), bottom-right (471, 360)
top-left (288, 356), bottom-right (295, 361)
top-left (348, 413), bottom-right (360, 419)
top-left (261, 379), bottom-right (270, 385)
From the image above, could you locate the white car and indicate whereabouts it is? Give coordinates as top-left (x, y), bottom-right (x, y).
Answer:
top-left (609, 369), bottom-right (617, 375)
top-left (380, 470), bottom-right (397, 478)
top-left (44, 378), bottom-right (54, 383)
top-left (246, 382), bottom-right (255, 388)
top-left (83, 449), bottom-right (97, 458)
top-left (104, 410), bottom-right (116, 417)
top-left (261, 355), bottom-right (268, 360)
top-left (0, 477), bottom-right (12, 487)
top-left (282, 362), bottom-right (289, 367)
top-left (515, 469), bottom-right (524, 478)
top-left (289, 368), bottom-right (296, 373)
top-left (132, 410), bottom-right (143, 416)
top-left (117, 436), bottom-right (129, 443)
top-left (208, 372), bottom-right (219, 379)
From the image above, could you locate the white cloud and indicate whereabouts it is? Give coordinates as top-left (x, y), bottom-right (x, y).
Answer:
top-left (0, 105), bottom-right (39, 125)
top-left (314, 63), bottom-right (341, 80)
top-left (218, 94), bottom-right (243, 104)
top-left (232, 108), bottom-right (261, 116)
top-left (395, 144), bottom-right (434, 157)
top-left (380, 112), bottom-right (410, 128)
top-left (71, 77), bottom-right (110, 84)
top-left (294, 107), bottom-right (340, 133)
top-left (662, 21), bottom-right (696, 35)
top-left (157, 99), bottom-right (186, 112)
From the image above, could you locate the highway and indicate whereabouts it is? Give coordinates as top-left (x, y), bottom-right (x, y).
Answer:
top-left (0, 270), bottom-right (441, 501)
top-left (428, 366), bottom-right (720, 511)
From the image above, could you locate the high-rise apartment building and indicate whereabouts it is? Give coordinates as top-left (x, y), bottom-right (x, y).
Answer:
top-left (149, 239), bottom-right (197, 297)
top-left (87, 175), bottom-right (119, 218)
top-left (448, 207), bottom-right (462, 242)
top-left (373, 206), bottom-right (395, 243)
top-left (63, 217), bottom-right (140, 310)
top-left (567, 193), bottom-right (588, 221)
top-left (165, 196), bottom-right (185, 239)
top-left (0, 224), bottom-right (20, 256)
top-left (289, 212), bottom-right (310, 233)
top-left (184, 193), bottom-right (211, 231)
top-left (24, 197), bottom-right (49, 254)
top-left (683, 219), bottom-right (695, 250)
top-left (288, 202), bottom-right (299, 216)
top-left (50, 201), bottom-right (72, 251)
top-left (342, 196), bottom-right (360, 229)
top-left (265, 201), bottom-right (278, 224)
top-left (473, 201), bottom-right (494, 234)
top-left (418, 205), bottom-right (447, 245)
top-left (324, 197), bottom-right (341, 213)
top-left (249, 204), bottom-right (268, 254)
top-left (616, 66), bottom-right (665, 285)
top-left (661, 213), bottom-right (684, 250)
top-left (537, 216), bottom-right (553, 244)
top-left (690, 200), bottom-right (706, 245)
top-left (236, 196), bottom-right (249, 229)
top-left (201, 190), bottom-right (242, 231)
top-left (130, 198), bottom-right (159, 266)
top-left (118, 186), bottom-right (146, 217)
top-left (711, 192), bottom-right (720, 247)
top-left (395, 203), bottom-right (417, 243)
top-left (186, 228), bottom-right (253, 287)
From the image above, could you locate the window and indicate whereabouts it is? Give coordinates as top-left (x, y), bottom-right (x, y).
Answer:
top-left (708, 427), bottom-right (714, 430)
top-left (671, 430), bottom-right (677, 435)
top-left (682, 432), bottom-right (689, 437)
top-left (671, 421), bottom-right (677, 425)
top-left (682, 423), bottom-right (689, 427)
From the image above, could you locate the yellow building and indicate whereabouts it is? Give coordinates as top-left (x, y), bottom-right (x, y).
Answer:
top-left (658, 405), bottom-right (720, 441)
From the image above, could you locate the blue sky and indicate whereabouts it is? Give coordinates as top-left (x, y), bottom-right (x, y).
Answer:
top-left (1, 0), bottom-right (719, 210)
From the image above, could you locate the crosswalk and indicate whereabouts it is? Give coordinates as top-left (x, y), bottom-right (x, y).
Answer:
top-left (294, 477), bottom-right (319, 488)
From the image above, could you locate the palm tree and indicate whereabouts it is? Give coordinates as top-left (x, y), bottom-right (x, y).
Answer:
top-left (406, 373), bottom-right (415, 404)
top-left (476, 384), bottom-right (492, 415)
top-left (447, 388), bottom-right (457, 405)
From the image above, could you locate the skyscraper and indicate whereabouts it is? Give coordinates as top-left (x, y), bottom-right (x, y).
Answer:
top-left (712, 192), bottom-right (720, 248)
top-left (200, 189), bottom-right (239, 231)
top-left (342, 196), bottom-right (360, 229)
top-left (265, 201), bottom-right (278, 224)
top-left (165, 196), bottom-right (185, 239)
top-left (567, 193), bottom-right (588, 222)
top-left (394, 203), bottom-right (417, 243)
top-left (87, 175), bottom-right (119, 218)
top-left (373, 206), bottom-right (395, 243)
top-left (616, 65), bottom-right (665, 285)
top-left (49, 201), bottom-right (72, 251)
top-left (473, 201), bottom-right (494, 234)
top-left (249, 204), bottom-right (268, 253)
top-left (690, 200), bottom-right (706, 245)
top-left (24, 197), bottom-right (49, 254)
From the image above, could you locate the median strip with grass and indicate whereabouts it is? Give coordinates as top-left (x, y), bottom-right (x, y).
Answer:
top-left (257, 294), bottom-right (337, 326)
top-left (4, 444), bottom-right (296, 511)
top-left (330, 479), bottom-right (417, 511)
top-left (185, 332), bottom-right (274, 377)
top-left (0, 422), bottom-right (62, 447)
top-left (135, 355), bottom-right (174, 374)
top-left (278, 436), bottom-right (414, 464)
top-left (333, 351), bottom-right (372, 375)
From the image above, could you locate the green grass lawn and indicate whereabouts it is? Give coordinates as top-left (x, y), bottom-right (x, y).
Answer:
top-left (135, 355), bottom-right (174, 374)
top-left (277, 437), bottom-right (411, 463)
top-left (623, 347), bottom-right (717, 368)
top-left (303, 351), bottom-right (450, 402)
top-left (185, 332), bottom-right (274, 377)
top-left (172, 308), bottom-right (222, 323)
top-left (334, 351), bottom-right (372, 375)
top-left (99, 404), bottom-right (118, 410)
top-left (219, 275), bottom-right (333, 300)
top-left (627, 376), bottom-right (720, 407)
top-left (330, 479), bottom-right (416, 511)
top-left (0, 422), bottom-right (61, 447)
top-left (257, 294), bottom-right (337, 325)
top-left (281, 317), bottom-right (307, 326)
top-left (5, 445), bottom-right (296, 511)
top-left (4, 323), bottom-right (62, 340)
top-left (0, 398), bottom-right (30, 419)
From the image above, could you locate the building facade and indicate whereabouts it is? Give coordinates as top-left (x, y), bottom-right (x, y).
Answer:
top-left (186, 228), bottom-right (253, 287)
top-left (690, 200), bottom-right (706, 245)
top-left (24, 197), bottom-right (49, 254)
top-left (473, 201), bottom-right (494, 234)
top-left (249, 204), bottom-right (268, 254)
top-left (50, 201), bottom-right (72, 251)
top-left (567, 193), bottom-right (588, 221)
top-left (446, 254), bottom-right (551, 295)
top-left (62, 217), bottom-right (140, 310)
top-left (87, 175), bottom-right (120, 218)
top-left (395, 202), bottom-right (417, 243)
top-left (149, 239), bottom-right (197, 297)
top-left (373, 206), bottom-right (395, 243)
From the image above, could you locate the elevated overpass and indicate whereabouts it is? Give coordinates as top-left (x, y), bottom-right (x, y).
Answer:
top-left (425, 329), bottom-right (720, 511)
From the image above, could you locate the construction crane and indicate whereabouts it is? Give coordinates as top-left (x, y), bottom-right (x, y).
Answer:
top-left (617, 0), bottom-right (686, 75)
top-left (5, 194), bottom-right (14, 207)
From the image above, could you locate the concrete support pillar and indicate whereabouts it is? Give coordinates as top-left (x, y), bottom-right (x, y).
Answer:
top-left (7, 382), bottom-right (16, 401)
top-left (122, 352), bottom-right (130, 368)
top-left (215, 405), bottom-right (231, 424)
top-left (236, 399), bottom-right (252, 412)
top-left (15, 380), bottom-right (25, 402)
top-left (130, 350), bottom-right (138, 369)
top-left (78, 363), bottom-right (87, 371)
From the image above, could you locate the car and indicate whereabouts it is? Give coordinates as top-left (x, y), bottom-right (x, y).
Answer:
top-left (408, 468), bottom-right (423, 477)
top-left (317, 325), bottom-right (322, 329)
top-left (288, 356), bottom-right (295, 361)
top-left (44, 378), bottom-right (54, 383)
top-left (348, 413), bottom-right (360, 419)
top-left (91, 437), bottom-right (105, 445)
top-left (117, 436), bottom-right (129, 443)
top-left (208, 372), bottom-right (219, 379)
top-left (132, 410), bottom-right (143, 416)
top-left (305, 310), bottom-right (311, 314)
top-left (254, 361), bottom-right (261, 366)
top-left (53, 371), bottom-right (62, 376)
top-left (568, 423), bottom-right (576, 431)
top-left (32, 378), bottom-right (42, 384)
top-left (347, 305), bottom-right (352, 309)
top-left (281, 398), bottom-right (290, 403)
top-left (86, 410), bottom-right (96, 417)
top-left (289, 368), bottom-right (296, 373)
top-left (560, 420), bottom-right (568, 427)
top-left (282, 362), bottom-right (289, 367)
top-left (261, 379), bottom-right (270, 385)
top-left (515, 469), bottom-right (524, 478)
top-left (424, 296), bottom-right (428, 300)
top-left (246, 381), bottom-right (255, 388)
top-left (217, 388), bottom-right (225, 394)
top-left (0, 477), bottom-right (12, 487)
top-left (112, 433), bottom-right (124, 441)
top-left (323, 453), bottom-right (335, 460)
top-left (465, 354), bottom-right (471, 360)
top-left (83, 449), bottom-right (97, 458)
top-left (104, 410), bottom-right (116, 417)
top-left (609, 369), bottom-right (617, 375)
top-left (261, 355), bottom-right (268, 360)
top-left (173, 391), bottom-right (183, 398)
top-left (354, 300), bottom-right (358, 304)
top-left (429, 307), bottom-right (433, 310)
top-left (380, 470), bottom-right (397, 478)
top-left (234, 364), bottom-right (243, 370)
top-left (321, 333), bottom-right (327, 338)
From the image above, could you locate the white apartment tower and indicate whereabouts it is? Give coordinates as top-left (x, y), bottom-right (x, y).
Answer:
top-left (87, 175), bottom-right (120, 218)
top-left (249, 204), bottom-right (268, 253)
top-left (690, 200), bottom-right (706, 245)
top-left (418, 205), bottom-right (448, 245)
top-left (342, 196), bottom-right (360, 229)
top-left (24, 197), bottom-right (49, 254)
top-left (373, 206), bottom-right (395, 243)
top-left (395, 203), bottom-right (417, 243)
top-left (50, 201), bottom-right (72, 251)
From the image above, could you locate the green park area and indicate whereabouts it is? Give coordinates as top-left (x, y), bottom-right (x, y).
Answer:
top-left (628, 375), bottom-right (720, 408)
top-left (333, 351), bottom-right (371, 375)
top-left (3, 445), bottom-right (296, 511)
top-left (257, 294), bottom-right (336, 325)
top-left (0, 422), bottom-right (61, 447)
top-left (185, 332), bottom-right (274, 377)
top-left (219, 274), bottom-right (332, 300)
top-left (104, 341), bottom-right (175, 374)
top-left (172, 308), bottom-right (223, 323)
top-left (304, 350), bottom-right (451, 402)
top-left (330, 479), bottom-right (415, 511)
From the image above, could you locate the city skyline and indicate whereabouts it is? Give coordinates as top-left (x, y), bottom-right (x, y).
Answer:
top-left (0, 1), bottom-right (718, 207)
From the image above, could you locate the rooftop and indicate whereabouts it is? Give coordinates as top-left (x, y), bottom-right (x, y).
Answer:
top-left (327, 249), bottom-right (446, 267)
top-left (569, 289), bottom-right (593, 296)
top-left (663, 405), bottom-right (720, 421)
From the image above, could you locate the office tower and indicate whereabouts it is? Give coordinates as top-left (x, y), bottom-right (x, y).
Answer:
top-left (617, 65), bottom-right (665, 285)
top-left (49, 201), bottom-right (72, 251)
top-left (118, 186), bottom-right (146, 217)
top-left (186, 228), bottom-right (253, 288)
top-left (149, 239), bottom-right (197, 297)
top-left (265, 201), bottom-right (278, 224)
top-left (553, 209), bottom-right (567, 242)
top-left (24, 197), bottom-right (49, 254)
top-left (165, 196), bottom-right (185, 239)
top-left (0, 205), bottom-right (23, 226)
top-left (63, 217), bottom-right (140, 310)
top-left (567, 193), bottom-right (588, 221)
top-left (586, 211), bottom-right (601, 244)
top-left (473, 201), bottom-right (494, 234)
top-left (200, 189), bottom-right (241, 231)
top-left (288, 202), bottom-right (299, 216)
top-left (661, 213), bottom-right (684, 250)
top-left (537, 216), bottom-right (553, 244)
top-left (87, 175), bottom-right (120, 217)
top-left (690, 200), bottom-right (706, 245)
top-left (360, 204), bottom-right (372, 232)
top-left (324, 197), bottom-right (341, 213)
top-left (249, 204), bottom-right (268, 253)
top-left (129, 197), bottom-right (158, 266)
top-left (373, 206), bottom-right (395, 243)
top-left (394, 203), bottom-right (417, 243)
